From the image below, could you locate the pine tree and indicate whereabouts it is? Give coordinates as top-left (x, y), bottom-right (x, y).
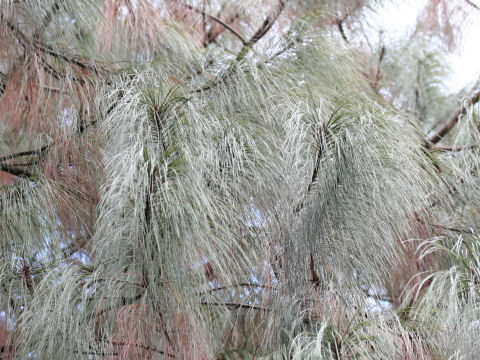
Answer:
top-left (0, 0), bottom-right (479, 358)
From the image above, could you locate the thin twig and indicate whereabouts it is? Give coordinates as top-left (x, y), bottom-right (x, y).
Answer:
top-left (184, 4), bottom-right (247, 45)
top-left (464, 0), bottom-right (480, 10)
top-left (203, 283), bottom-right (276, 294)
top-left (432, 144), bottom-right (479, 152)
top-left (309, 252), bottom-right (320, 289)
top-left (373, 46), bottom-right (385, 92)
top-left (0, 145), bottom-right (50, 164)
top-left (8, 21), bottom-right (105, 76)
top-left (428, 91), bottom-right (480, 144)
top-left (205, 12), bottom-right (241, 46)
top-left (427, 222), bottom-right (474, 235)
top-left (337, 18), bottom-right (349, 44)
top-left (0, 164), bottom-right (36, 178)
top-left (200, 301), bottom-right (270, 311)
top-left (194, 0), bottom-right (287, 93)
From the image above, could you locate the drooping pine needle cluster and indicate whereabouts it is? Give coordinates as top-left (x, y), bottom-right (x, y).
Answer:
top-left (0, 0), bottom-right (479, 359)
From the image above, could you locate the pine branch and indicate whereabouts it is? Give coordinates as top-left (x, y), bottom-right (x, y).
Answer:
top-left (22, 259), bottom-right (34, 296)
top-left (7, 21), bottom-right (106, 77)
top-left (373, 46), bottom-right (385, 92)
top-left (184, 4), bottom-right (247, 45)
top-left (0, 145), bottom-right (50, 164)
top-left (427, 222), bottom-right (475, 235)
top-left (205, 12), bottom-right (241, 46)
top-left (428, 91), bottom-right (480, 144)
top-left (247, 0), bottom-right (286, 47)
top-left (0, 94), bottom-right (115, 178)
top-left (464, 0), bottom-right (480, 10)
top-left (0, 0), bottom-right (66, 99)
top-left (337, 17), bottom-right (349, 44)
top-left (309, 252), bottom-right (320, 289)
top-left (236, 0), bottom-right (287, 61)
top-left (0, 71), bottom-right (6, 95)
top-left (194, 1), bottom-right (286, 92)
top-left (202, 283), bottom-right (276, 294)
top-left (0, 163), bottom-right (36, 178)
top-left (432, 144), bottom-right (479, 152)
top-left (200, 301), bottom-right (270, 311)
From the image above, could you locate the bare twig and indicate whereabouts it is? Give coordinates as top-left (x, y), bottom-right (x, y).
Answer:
top-left (464, 0), bottom-right (480, 10)
top-left (428, 91), bottom-right (480, 144)
top-left (202, 283), bottom-right (276, 294)
top-left (337, 18), bottom-right (349, 44)
top-left (200, 301), bottom-right (270, 311)
top-left (184, 4), bottom-right (247, 45)
top-left (427, 222), bottom-right (474, 235)
top-left (432, 144), bottom-right (479, 152)
top-left (0, 91), bottom-right (117, 179)
top-left (0, 145), bottom-right (50, 164)
top-left (194, 0), bottom-right (287, 93)
top-left (205, 12), bottom-right (241, 46)
top-left (0, 163), bottom-right (36, 178)
top-left (373, 46), bottom-right (385, 92)
top-left (236, 0), bottom-right (286, 61)
top-left (7, 21), bottom-right (106, 77)
top-left (309, 252), bottom-right (320, 289)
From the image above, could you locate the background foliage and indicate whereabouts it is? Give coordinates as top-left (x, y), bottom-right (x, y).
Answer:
top-left (0, 0), bottom-right (479, 358)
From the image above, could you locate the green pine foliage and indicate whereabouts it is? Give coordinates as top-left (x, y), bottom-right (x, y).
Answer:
top-left (0, 0), bottom-right (479, 358)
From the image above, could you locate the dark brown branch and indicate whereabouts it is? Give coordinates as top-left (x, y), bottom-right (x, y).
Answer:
top-left (236, 0), bottom-right (286, 61)
top-left (0, 144), bottom-right (50, 164)
top-left (205, 12), bottom-right (241, 46)
top-left (0, 163), bottom-right (36, 178)
top-left (22, 259), bottom-right (34, 296)
top-left (246, 0), bottom-right (285, 46)
top-left (184, 5), bottom-right (247, 45)
top-left (427, 222), bottom-right (474, 235)
top-left (0, 94), bottom-right (113, 179)
top-left (203, 283), bottom-right (275, 294)
top-left (464, 0), bottom-right (480, 10)
top-left (373, 46), bottom-right (385, 92)
top-left (110, 340), bottom-right (175, 358)
top-left (0, 71), bottom-right (6, 95)
top-left (8, 21), bottom-right (105, 76)
top-left (309, 252), bottom-right (320, 289)
top-left (337, 18), bottom-right (349, 44)
top-left (200, 301), bottom-right (270, 311)
top-left (0, 117), bottom-right (97, 178)
top-left (194, 0), bottom-right (286, 93)
top-left (432, 144), bottom-right (479, 152)
top-left (428, 91), bottom-right (480, 144)
top-left (293, 114), bottom-right (327, 214)
top-left (42, 59), bottom-right (87, 84)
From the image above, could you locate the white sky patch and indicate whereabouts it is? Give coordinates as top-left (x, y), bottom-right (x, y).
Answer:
top-left (373, 0), bottom-right (426, 40)
top-left (448, 18), bottom-right (480, 91)
top-left (371, 0), bottom-right (480, 93)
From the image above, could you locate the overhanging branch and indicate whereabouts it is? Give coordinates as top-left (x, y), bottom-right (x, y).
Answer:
top-left (464, 0), bottom-right (480, 10)
top-left (184, 4), bottom-right (247, 45)
top-left (428, 91), bottom-right (480, 144)
top-left (236, 0), bottom-right (286, 61)
top-left (0, 163), bottom-right (36, 178)
top-left (432, 144), bottom-right (479, 152)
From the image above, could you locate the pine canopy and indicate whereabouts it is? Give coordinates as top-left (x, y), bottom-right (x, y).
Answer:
top-left (0, 0), bottom-right (479, 359)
